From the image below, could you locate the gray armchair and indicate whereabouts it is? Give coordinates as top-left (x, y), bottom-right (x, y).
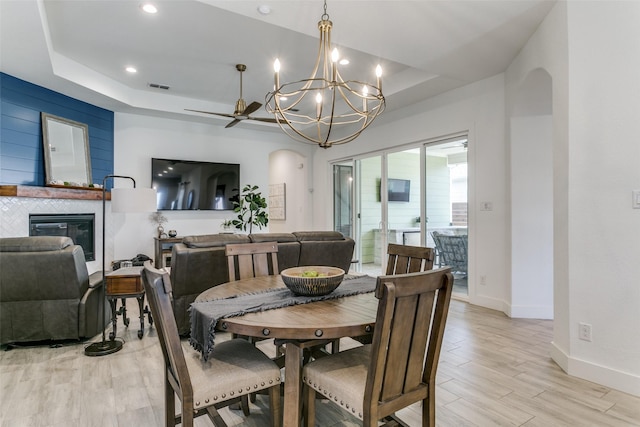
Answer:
top-left (0, 236), bottom-right (106, 345)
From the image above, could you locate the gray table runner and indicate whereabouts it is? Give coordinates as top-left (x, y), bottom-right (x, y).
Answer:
top-left (189, 275), bottom-right (377, 361)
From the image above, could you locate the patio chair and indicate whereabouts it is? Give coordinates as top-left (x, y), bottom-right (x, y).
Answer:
top-left (302, 267), bottom-right (454, 426)
top-left (431, 232), bottom-right (468, 276)
top-left (141, 265), bottom-right (282, 427)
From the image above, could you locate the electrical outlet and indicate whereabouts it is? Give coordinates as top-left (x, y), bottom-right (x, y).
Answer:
top-left (579, 323), bottom-right (592, 342)
top-left (480, 275), bottom-right (487, 286)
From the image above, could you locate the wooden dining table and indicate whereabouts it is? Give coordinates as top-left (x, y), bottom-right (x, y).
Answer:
top-left (193, 274), bottom-right (379, 427)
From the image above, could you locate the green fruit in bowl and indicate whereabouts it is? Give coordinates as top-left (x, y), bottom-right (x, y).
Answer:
top-left (302, 270), bottom-right (318, 277)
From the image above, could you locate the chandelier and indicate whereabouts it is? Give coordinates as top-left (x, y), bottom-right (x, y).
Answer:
top-left (265, 1), bottom-right (385, 149)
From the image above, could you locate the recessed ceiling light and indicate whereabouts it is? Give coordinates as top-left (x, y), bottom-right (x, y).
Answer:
top-left (339, 59), bottom-right (349, 65)
top-left (257, 4), bottom-right (271, 15)
top-left (125, 66), bottom-right (137, 73)
top-left (141, 3), bottom-right (157, 14)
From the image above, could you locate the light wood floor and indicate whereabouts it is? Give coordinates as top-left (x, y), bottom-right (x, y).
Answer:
top-left (1, 299), bottom-right (639, 427)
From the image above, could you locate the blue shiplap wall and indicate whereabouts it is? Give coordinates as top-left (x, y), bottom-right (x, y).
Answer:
top-left (0, 73), bottom-right (114, 187)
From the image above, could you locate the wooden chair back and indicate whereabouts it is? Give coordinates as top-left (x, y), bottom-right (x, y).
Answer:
top-left (366, 267), bottom-right (453, 424)
top-left (226, 241), bottom-right (279, 282)
top-left (141, 266), bottom-right (194, 424)
top-left (143, 265), bottom-right (282, 426)
top-left (385, 243), bottom-right (434, 275)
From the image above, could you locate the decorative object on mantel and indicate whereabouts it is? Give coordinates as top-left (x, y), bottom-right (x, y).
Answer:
top-left (265, 0), bottom-right (385, 148)
top-left (168, 229), bottom-right (177, 238)
top-left (84, 175), bottom-right (157, 357)
top-left (41, 112), bottom-right (93, 187)
top-left (231, 184), bottom-right (268, 234)
top-left (150, 212), bottom-right (168, 238)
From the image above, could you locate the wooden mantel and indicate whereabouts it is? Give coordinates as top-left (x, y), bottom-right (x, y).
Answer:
top-left (0, 185), bottom-right (111, 201)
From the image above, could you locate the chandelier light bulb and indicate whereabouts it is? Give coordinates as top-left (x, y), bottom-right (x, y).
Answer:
top-left (316, 92), bottom-right (323, 119)
top-left (273, 59), bottom-right (280, 92)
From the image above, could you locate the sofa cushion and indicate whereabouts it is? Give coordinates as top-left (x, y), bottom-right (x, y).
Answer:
top-left (249, 233), bottom-right (297, 243)
top-left (0, 236), bottom-right (73, 252)
top-left (293, 231), bottom-right (346, 241)
top-left (183, 234), bottom-right (250, 248)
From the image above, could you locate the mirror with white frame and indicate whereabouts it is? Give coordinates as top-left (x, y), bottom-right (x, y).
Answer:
top-left (41, 112), bottom-right (92, 186)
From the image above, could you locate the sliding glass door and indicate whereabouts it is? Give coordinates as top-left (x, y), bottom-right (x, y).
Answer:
top-left (424, 138), bottom-right (468, 295)
top-left (332, 135), bottom-right (468, 295)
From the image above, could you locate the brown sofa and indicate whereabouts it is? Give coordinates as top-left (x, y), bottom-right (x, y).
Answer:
top-left (0, 236), bottom-right (106, 345)
top-left (170, 231), bottom-right (355, 335)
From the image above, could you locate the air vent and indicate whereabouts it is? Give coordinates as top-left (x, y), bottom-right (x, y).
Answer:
top-left (148, 83), bottom-right (170, 90)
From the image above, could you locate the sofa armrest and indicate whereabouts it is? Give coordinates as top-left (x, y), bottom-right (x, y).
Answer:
top-left (89, 271), bottom-right (104, 289)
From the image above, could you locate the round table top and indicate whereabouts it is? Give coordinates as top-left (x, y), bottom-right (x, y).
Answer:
top-left (195, 275), bottom-right (378, 341)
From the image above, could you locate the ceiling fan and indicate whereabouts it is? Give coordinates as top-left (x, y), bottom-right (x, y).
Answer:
top-left (186, 64), bottom-right (277, 128)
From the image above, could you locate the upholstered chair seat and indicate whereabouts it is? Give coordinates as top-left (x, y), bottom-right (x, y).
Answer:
top-left (183, 339), bottom-right (282, 411)
top-left (303, 345), bottom-right (372, 419)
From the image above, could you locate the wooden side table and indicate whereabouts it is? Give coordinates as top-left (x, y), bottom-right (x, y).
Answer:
top-left (153, 236), bottom-right (182, 268)
top-left (105, 266), bottom-right (153, 339)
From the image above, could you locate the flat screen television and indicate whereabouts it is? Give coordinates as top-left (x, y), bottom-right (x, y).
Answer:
top-left (379, 178), bottom-right (411, 202)
top-left (151, 158), bottom-right (240, 210)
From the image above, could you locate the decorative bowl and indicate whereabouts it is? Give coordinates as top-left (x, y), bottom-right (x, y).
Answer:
top-left (280, 266), bottom-right (345, 296)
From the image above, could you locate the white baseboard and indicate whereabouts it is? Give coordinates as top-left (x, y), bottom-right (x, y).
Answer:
top-left (507, 303), bottom-right (553, 319)
top-left (551, 341), bottom-right (640, 397)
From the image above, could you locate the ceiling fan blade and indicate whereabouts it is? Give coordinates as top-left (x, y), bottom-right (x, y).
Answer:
top-left (225, 118), bottom-right (242, 128)
top-left (185, 109), bottom-right (235, 119)
top-left (248, 116), bottom-right (279, 124)
top-left (242, 101), bottom-right (262, 116)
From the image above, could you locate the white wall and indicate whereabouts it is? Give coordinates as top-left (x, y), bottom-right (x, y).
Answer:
top-left (268, 149), bottom-right (311, 233)
top-left (510, 115), bottom-right (553, 319)
top-left (566, 1), bottom-right (640, 394)
top-left (312, 73), bottom-right (510, 313)
top-left (506, 1), bottom-right (640, 395)
top-left (113, 113), bottom-right (313, 260)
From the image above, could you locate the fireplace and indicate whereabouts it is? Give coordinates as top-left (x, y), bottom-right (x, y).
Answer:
top-left (29, 213), bottom-right (95, 261)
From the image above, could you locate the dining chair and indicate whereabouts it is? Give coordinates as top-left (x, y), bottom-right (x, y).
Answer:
top-left (302, 267), bottom-right (453, 427)
top-left (226, 242), bottom-right (335, 365)
top-left (352, 242), bottom-right (436, 347)
top-left (385, 243), bottom-right (435, 275)
top-left (225, 241), bottom-right (286, 374)
top-left (225, 241), bottom-right (279, 281)
top-left (141, 265), bottom-right (282, 427)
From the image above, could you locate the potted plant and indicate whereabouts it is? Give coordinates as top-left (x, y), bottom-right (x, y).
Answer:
top-left (232, 184), bottom-right (268, 234)
top-left (220, 219), bottom-right (234, 233)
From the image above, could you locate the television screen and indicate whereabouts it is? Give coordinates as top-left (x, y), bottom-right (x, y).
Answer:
top-left (151, 158), bottom-right (240, 210)
top-left (387, 178), bottom-right (411, 202)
